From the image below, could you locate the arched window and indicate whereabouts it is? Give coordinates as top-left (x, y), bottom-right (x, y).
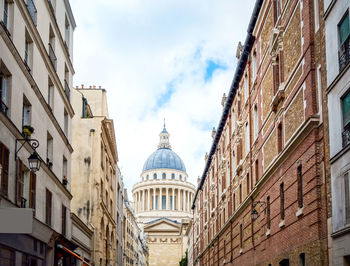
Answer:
top-left (179, 175), bottom-right (182, 180)
top-left (171, 173), bottom-right (175, 179)
top-left (153, 173), bottom-right (157, 179)
top-left (162, 173), bottom-right (166, 179)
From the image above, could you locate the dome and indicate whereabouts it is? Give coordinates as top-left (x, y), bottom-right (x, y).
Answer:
top-left (143, 148), bottom-right (186, 172)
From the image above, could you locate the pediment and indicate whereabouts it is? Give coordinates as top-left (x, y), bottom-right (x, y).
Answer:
top-left (144, 218), bottom-right (180, 233)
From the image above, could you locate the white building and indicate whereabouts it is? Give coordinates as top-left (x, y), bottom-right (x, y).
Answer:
top-left (0, 0), bottom-right (80, 264)
top-left (132, 125), bottom-right (195, 266)
top-left (324, 0), bottom-right (350, 265)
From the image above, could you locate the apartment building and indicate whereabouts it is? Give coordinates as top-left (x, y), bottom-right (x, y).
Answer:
top-left (71, 85), bottom-right (120, 265)
top-left (324, 0), bottom-right (350, 265)
top-left (116, 167), bottom-right (124, 266)
top-left (192, 0), bottom-right (328, 265)
top-left (0, 0), bottom-right (79, 264)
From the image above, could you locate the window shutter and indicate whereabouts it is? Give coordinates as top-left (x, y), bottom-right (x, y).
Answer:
top-left (345, 172), bottom-right (350, 225)
top-left (30, 172), bottom-right (36, 210)
top-left (17, 160), bottom-right (24, 206)
top-left (62, 205), bottom-right (66, 236)
top-left (46, 189), bottom-right (52, 226)
top-left (0, 143), bottom-right (9, 196)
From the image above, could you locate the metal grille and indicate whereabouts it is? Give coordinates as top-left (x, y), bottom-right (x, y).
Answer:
top-left (339, 35), bottom-right (350, 72)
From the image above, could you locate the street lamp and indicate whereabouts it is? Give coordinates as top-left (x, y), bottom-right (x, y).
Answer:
top-left (15, 135), bottom-right (41, 172)
top-left (251, 201), bottom-right (266, 221)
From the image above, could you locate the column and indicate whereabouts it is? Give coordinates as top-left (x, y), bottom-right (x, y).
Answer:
top-left (182, 189), bottom-right (185, 211)
top-left (142, 190), bottom-right (145, 211)
top-left (166, 187), bottom-right (169, 210)
top-left (147, 189), bottom-right (150, 211)
top-left (178, 189), bottom-right (180, 211)
top-left (153, 189), bottom-right (155, 210)
top-left (172, 188), bottom-right (175, 210)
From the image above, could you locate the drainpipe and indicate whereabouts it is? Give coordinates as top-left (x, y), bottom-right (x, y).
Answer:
top-left (216, 152), bottom-right (219, 265)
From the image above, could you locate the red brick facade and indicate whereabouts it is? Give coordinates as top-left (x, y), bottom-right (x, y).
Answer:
top-left (192, 0), bottom-right (328, 265)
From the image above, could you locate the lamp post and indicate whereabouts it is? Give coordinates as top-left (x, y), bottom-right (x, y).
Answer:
top-left (251, 201), bottom-right (266, 221)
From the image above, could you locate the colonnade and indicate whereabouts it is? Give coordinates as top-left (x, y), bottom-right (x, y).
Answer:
top-left (133, 187), bottom-right (194, 213)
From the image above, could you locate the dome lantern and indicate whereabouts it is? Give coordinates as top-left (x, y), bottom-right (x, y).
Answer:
top-left (158, 120), bottom-right (171, 149)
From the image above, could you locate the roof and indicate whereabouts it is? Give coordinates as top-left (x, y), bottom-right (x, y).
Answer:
top-left (142, 147), bottom-right (186, 172)
top-left (145, 217), bottom-right (180, 225)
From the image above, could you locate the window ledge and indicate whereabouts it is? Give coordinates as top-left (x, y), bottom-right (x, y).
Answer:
top-left (279, 219), bottom-right (285, 228)
top-left (271, 87), bottom-right (285, 112)
top-left (296, 207), bottom-right (304, 217)
top-left (265, 229), bottom-right (271, 236)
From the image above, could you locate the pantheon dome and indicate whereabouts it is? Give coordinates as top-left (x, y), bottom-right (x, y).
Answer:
top-left (132, 125), bottom-right (195, 226)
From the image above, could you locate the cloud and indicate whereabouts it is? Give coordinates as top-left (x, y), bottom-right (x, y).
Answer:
top-left (70, 0), bottom-right (256, 195)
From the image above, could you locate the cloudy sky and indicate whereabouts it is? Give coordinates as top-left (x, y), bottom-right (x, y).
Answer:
top-left (70, 0), bottom-right (256, 194)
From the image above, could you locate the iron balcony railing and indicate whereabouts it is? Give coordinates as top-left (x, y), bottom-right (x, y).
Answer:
top-left (0, 99), bottom-right (8, 116)
top-left (64, 79), bottom-right (70, 101)
top-left (339, 35), bottom-right (350, 72)
top-left (48, 43), bottom-right (57, 70)
top-left (342, 126), bottom-right (350, 148)
top-left (26, 0), bottom-right (37, 26)
top-left (20, 197), bottom-right (27, 208)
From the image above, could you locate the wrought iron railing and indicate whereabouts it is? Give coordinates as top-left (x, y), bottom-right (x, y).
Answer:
top-left (342, 126), bottom-right (350, 148)
top-left (339, 35), bottom-right (350, 72)
top-left (48, 43), bottom-right (57, 70)
top-left (64, 79), bottom-right (70, 101)
top-left (21, 197), bottom-right (27, 208)
top-left (0, 100), bottom-right (8, 116)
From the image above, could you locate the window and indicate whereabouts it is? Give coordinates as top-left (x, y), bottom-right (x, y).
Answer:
top-left (45, 189), bottom-right (52, 226)
top-left (170, 195), bottom-right (173, 210)
top-left (48, 25), bottom-right (56, 70)
top-left (254, 105), bottom-right (258, 140)
top-left (0, 245), bottom-right (15, 265)
top-left (274, 0), bottom-right (280, 23)
top-left (239, 224), bottom-right (243, 249)
top-left (162, 195), bottom-right (166, 210)
top-left (314, 0), bottom-right (319, 31)
top-left (0, 142), bottom-right (9, 196)
top-left (339, 12), bottom-right (350, 46)
top-left (0, 69), bottom-right (11, 116)
top-left (239, 183), bottom-right (242, 203)
top-left (299, 253), bottom-right (306, 266)
top-left (345, 172), bottom-right (350, 225)
top-left (297, 164), bottom-right (303, 208)
top-left (246, 173), bottom-right (250, 194)
top-left (64, 109), bottom-right (68, 136)
top-left (342, 90), bottom-right (350, 147)
top-left (62, 156), bottom-right (67, 181)
top-left (255, 159), bottom-right (259, 183)
top-left (48, 78), bottom-right (54, 110)
top-left (233, 193), bottom-right (236, 211)
top-left (16, 160), bottom-right (29, 207)
top-left (180, 174), bottom-right (182, 180)
top-left (171, 173), bottom-right (175, 179)
top-left (64, 65), bottom-right (70, 100)
top-left (155, 195), bottom-right (159, 209)
top-left (82, 97), bottom-right (93, 118)
top-left (46, 132), bottom-right (53, 166)
top-left (22, 95), bottom-right (32, 129)
top-left (280, 182), bottom-right (285, 220)
top-left (278, 123), bottom-right (283, 153)
top-left (153, 173), bottom-right (157, 179)
top-left (3, 1), bottom-right (9, 28)
top-left (274, 56), bottom-right (280, 94)
top-left (244, 74), bottom-right (248, 102)
top-left (267, 196), bottom-right (271, 230)
top-left (162, 173), bottom-right (166, 179)
top-left (62, 205), bottom-right (66, 236)
top-left (29, 171), bottom-right (36, 210)
top-left (65, 15), bottom-right (70, 48)
top-left (279, 259), bottom-right (290, 266)
top-left (24, 30), bottom-right (33, 71)
top-left (252, 51), bottom-right (257, 81)
top-left (245, 122), bottom-right (249, 155)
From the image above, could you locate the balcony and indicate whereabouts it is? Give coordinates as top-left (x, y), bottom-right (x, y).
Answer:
top-left (0, 100), bottom-right (8, 116)
top-left (339, 35), bottom-right (350, 72)
top-left (26, 0), bottom-right (37, 26)
top-left (48, 43), bottom-right (57, 70)
top-left (64, 79), bottom-right (70, 101)
top-left (342, 126), bottom-right (350, 148)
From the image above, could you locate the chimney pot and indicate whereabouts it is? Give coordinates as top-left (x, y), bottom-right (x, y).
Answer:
top-left (81, 84), bottom-right (84, 88)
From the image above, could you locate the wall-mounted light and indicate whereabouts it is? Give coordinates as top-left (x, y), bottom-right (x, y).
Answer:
top-left (251, 201), bottom-right (266, 221)
top-left (15, 132), bottom-right (41, 172)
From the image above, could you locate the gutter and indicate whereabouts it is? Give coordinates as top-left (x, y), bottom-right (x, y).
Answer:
top-left (192, 0), bottom-right (264, 209)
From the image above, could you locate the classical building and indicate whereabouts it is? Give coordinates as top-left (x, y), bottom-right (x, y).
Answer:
top-left (71, 85), bottom-right (120, 265)
top-left (115, 166), bottom-right (124, 266)
top-left (192, 0), bottom-right (328, 265)
top-left (132, 125), bottom-right (195, 266)
top-left (123, 188), bottom-right (148, 266)
top-left (324, 0), bottom-right (350, 265)
top-left (0, 0), bottom-right (79, 264)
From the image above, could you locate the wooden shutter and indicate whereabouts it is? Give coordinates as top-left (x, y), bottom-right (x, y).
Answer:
top-left (0, 142), bottom-right (9, 196)
top-left (46, 189), bottom-right (52, 226)
top-left (17, 160), bottom-right (24, 206)
top-left (29, 172), bottom-right (36, 210)
top-left (62, 204), bottom-right (66, 236)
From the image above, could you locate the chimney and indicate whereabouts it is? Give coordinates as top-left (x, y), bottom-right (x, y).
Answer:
top-left (211, 127), bottom-right (216, 139)
top-left (221, 93), bottom-right (227, 107)
top-left (81, 84), bottom-right (84, 88)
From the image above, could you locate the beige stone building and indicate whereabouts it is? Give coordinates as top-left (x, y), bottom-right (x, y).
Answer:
top-left (71, 85), bottom-right (120, 265)
top-left (132, 125), bottom-right (195, 266)
top-left (0, 0), bottom-right (84, 264)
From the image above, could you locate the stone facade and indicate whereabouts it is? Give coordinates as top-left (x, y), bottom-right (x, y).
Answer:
top-left (324, 0), bottom-right (350, 265)
top-left (191, 0), bottom-right (328, 265)
top-left (71, 86), bottom-right (121, 265)
top-left (0, 0), bottom-right (78, 264)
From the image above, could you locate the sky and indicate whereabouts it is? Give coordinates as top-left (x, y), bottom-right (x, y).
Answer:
top-left (70, 0), bottom-right (256, 195)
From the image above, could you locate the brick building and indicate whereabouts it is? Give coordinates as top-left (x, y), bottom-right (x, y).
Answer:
top-left (191, 0), bottom-right (329, 265)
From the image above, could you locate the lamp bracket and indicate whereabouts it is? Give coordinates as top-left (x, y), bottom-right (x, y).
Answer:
top-left (15, 138), bottom-right (39, 159)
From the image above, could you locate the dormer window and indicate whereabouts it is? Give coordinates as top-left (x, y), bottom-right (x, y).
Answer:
top-left (153, 173), bottom-right (157, 179)
top-left (162, 173), bottom-right (166, 179)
